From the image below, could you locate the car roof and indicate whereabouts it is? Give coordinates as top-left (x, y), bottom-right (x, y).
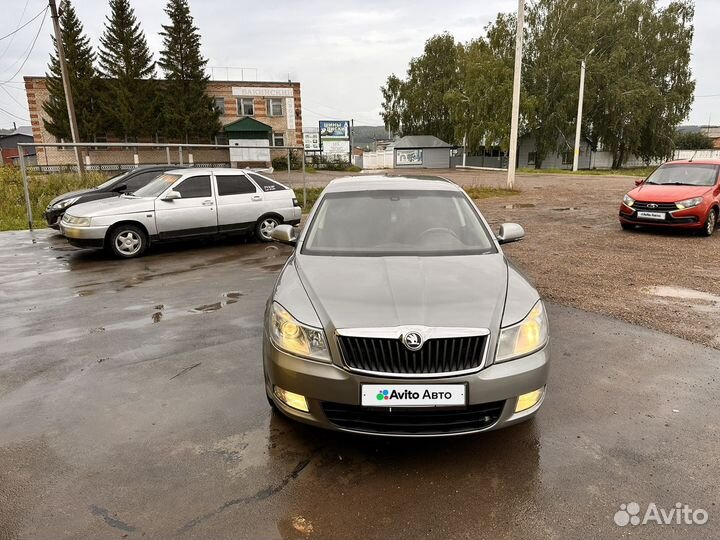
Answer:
top-left (164, 167), bottom-right (271, 176)
top-left (323, 175), bottom-right (460, 193)
top-left (663, 159), bottom-right (720, 166)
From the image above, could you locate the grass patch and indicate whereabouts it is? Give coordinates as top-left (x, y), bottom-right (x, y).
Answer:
top-left (344, 165), bottom-right (362, 173)
top-left (294, 187), bottom-right (325, 210)
top-left (0, 166), bottom-right (109, 231)
top-left (518, 166), bottom-right (655, 178)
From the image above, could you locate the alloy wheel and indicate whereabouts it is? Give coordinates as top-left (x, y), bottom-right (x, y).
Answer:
top-left (259, 218), bottom-right (279, 240)
top-left (115, 230), bottom-right (142, 256)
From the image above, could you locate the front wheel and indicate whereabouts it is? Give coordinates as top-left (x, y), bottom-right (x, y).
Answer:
top-left (107, 224), bottom-right (147, 258)
top-left (701, 208), bottom-right (717, 237)
top-left (255, 216), bottom-right (280, 242)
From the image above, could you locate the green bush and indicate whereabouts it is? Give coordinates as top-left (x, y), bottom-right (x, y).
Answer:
top-left (271, 150), bottom-right (303, 170)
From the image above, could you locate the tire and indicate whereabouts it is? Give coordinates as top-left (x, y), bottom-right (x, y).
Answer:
top-left (701, 208), bottom-right (717, 237)
top-left (255, 216), bottom-right (280, 242)
top-left (107, 224), bottom-right (147, 258)
top-left (620, 222), bottom-right (635, 231)
top-left (266, 388), bottom-right (279, 411)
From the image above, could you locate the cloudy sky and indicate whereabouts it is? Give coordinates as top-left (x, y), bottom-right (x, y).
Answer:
top-left (0, 0), bottom-right (718, 131)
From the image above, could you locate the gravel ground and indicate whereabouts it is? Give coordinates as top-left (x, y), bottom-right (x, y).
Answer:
top-left (270, 167), bottom-right (720, 349)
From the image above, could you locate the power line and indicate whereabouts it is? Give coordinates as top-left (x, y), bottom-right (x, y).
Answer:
top-left (0, 103), bottom-right (29, 121)
top-left (0, 0), bottom-right (31, 59)
top-left (0, 5), bottom-right (46, 41)
top-left (0, 84), bottom-right (26, 108)
top-left (0, 7), bottom-right (48, 85)
top-left (696, 94), bottom-right (720, 98)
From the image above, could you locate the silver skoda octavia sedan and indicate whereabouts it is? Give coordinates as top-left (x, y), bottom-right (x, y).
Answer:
top-left (263, 176), bottom-right (550, 436)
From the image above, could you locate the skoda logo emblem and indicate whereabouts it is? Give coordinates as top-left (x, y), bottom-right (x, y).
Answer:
top-left (647, 203), bottom-right (658, 209)
top-left (402, 331), bottom-right (423, 351)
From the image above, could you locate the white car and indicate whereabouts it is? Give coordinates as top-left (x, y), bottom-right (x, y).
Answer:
top-left (59, 168), bottom-right (302, 258)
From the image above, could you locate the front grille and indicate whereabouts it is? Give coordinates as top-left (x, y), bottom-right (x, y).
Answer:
top-left (634, 201), bottom-right (677, 212)
top-left (322, 401), bottom-right (505, 435)
top-left (337, 335), bottom-right (487, 376)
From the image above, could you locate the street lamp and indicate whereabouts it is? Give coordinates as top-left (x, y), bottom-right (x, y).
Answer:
top-left (572, 48), bottom-right (595, 172)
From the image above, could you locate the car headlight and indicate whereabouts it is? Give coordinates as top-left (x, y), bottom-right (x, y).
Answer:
top-left (496, 300), bottom-right (549, 362)
top-left (268, 302), bottom-right (330, 362)
top-left (62, 215), bottom-right (91, 226)
top-left (52, 197), bottom-right (79, 210)
top-left (675, 197), bottom-right (703, 210)
top-left (622, 195), bottom-right (635, 207)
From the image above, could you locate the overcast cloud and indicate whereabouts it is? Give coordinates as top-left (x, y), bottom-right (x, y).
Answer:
top-left (0, 0), bottom-right (718, 130)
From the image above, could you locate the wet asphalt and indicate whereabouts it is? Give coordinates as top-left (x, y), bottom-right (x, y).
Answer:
top-left (1, 229), bottom-right (719, 540)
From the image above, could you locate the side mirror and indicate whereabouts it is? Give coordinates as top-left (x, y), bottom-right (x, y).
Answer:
top-left (161, 190), bottom-right (181, 201)
top-left (497, 223), bottom-right (525, 244)
top-left (271, 224), bottom-right (297, 246)
top-left (114, 183), bottom-right (127, 193)
top-left (634, 178), bottom-right (644, 186)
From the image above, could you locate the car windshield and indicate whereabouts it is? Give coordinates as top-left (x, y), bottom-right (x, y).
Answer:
top-left (645, 164), bottom-right (719, 186)
top-left (95, 171), bottom-right (128, 190)
top-left (302, 190), bottom-right (498, 256)
top-left (131, 174), bottom-right (182, 198)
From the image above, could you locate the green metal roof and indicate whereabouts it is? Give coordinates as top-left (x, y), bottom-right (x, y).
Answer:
top-left (223, 117), bottom-right (272, 133)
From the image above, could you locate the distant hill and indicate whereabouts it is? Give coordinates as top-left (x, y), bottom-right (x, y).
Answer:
top-left (351, 125), bottom-right (394, 148)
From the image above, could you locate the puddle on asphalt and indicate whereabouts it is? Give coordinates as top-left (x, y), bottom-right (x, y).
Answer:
top-left (503, 203), bottom-right (536, 209)
top-left (189, 292), bottom-right (244, 314)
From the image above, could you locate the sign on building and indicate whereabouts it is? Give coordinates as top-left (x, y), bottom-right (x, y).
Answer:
top-left (396, 149), bottom-right (423, 166)
top-left (303, 132), bottom-right (320, 151)
top-left (319, 120), bottom-right (350, 157)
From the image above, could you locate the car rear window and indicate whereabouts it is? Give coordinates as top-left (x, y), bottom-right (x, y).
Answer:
top-left (248, 173), bottom-right (287, 192)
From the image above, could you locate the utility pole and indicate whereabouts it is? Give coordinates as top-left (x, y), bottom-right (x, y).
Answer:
top-left (49, 0), bottom-right (83, 175)
top-left (571, 60), bottom-right (586, 172)
top-left (506, 0), bottom-right (525, 190)
top-left (572, 49), bottom-right (594, 172)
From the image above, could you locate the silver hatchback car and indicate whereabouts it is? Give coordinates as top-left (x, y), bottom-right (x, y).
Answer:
top-left (60, 168), bottom-right (301, 258)
top-left (264, 176), bottom-right (550, 437)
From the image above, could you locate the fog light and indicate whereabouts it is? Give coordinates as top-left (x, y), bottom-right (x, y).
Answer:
top-left (273, 386), bottom-right (309, 412)
top-left (515, 387), bottom-right (545, 413)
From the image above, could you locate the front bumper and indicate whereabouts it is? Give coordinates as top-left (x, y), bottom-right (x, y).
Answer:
top-left (59, 222), bottom-right (109, 249)
top-left (263, 334), bottom-right (550, 437)
top-left (618, 204), bottom-right (703, 228)
top-left (45, 208), bottom-right (64, 229)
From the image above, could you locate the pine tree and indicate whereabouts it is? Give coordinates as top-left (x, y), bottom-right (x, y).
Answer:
top-left (157, 0), bottom-right (220, 141)
top-left (43, 0), bottom-right (101, 142)
top-left (98, 0), bottom-right (157, 140)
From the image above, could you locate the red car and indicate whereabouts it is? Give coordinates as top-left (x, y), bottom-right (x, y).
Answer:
top-left (619, 160), bottom-right (720, 236)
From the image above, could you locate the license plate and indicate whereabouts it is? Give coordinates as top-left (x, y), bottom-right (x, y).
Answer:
top-left (637, 211), bottom-right (666, 220)
top-left (361, 384), bottom-right (466, 407)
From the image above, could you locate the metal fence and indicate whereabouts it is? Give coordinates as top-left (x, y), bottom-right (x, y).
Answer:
top-left (16, 141), bottom-right (309, 230)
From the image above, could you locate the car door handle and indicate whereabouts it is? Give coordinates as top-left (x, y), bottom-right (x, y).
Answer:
top-left (251, 195), bottom-right (262, 201)
top-left (202, 200), bottom-right (214, 206)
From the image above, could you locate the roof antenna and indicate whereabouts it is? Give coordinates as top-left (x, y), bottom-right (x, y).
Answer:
top-left (689, 149), bottom-right (698, 162)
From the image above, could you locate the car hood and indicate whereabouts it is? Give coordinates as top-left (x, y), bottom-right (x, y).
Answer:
top-left (630, 184), bottom-right (712, 202)
top-left (48, 188), bottom-right (95, 207)
top-left (294, 254), bottom-right (508, 331)
top-left (64, 195), bottom-right (153, 218)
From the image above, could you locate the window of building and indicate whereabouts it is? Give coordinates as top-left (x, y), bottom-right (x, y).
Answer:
top-left (527, 151), bottom-right (536, 165)
top-left (216, 175), bottom-right (256, 196)
top-left (237, 98), bottom-right (254, 116)
top-left (267, 98), bottom-right (283, 117)
top-left (272, 132), bottom-right (285, 147)
top-left (175, 175), bottom-right (211, 198)
top-left (214, 97), bottom-right (225, 115)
